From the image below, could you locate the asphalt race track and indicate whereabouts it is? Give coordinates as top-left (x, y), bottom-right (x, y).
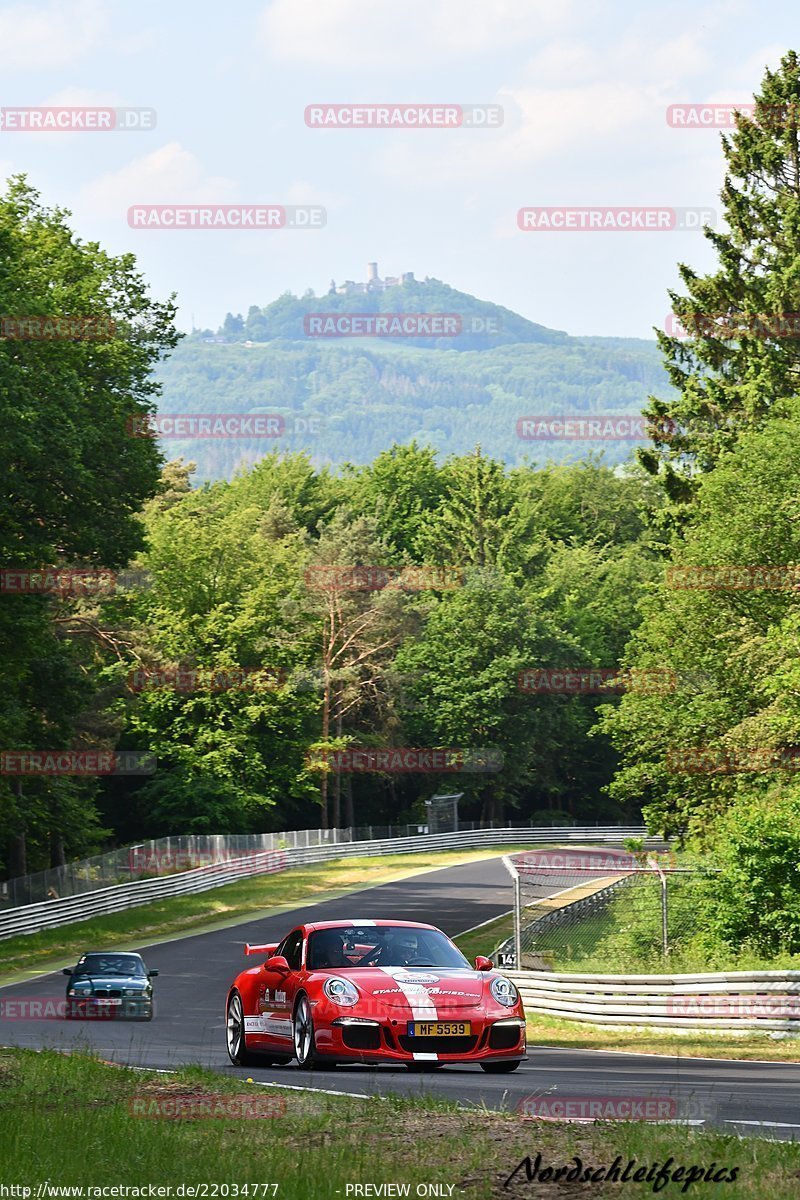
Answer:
top-left (1, 853), bottom-right (800, 1138)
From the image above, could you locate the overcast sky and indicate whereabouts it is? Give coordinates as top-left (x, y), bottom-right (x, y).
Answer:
top-left (1, 0), bottom-right (797, 338)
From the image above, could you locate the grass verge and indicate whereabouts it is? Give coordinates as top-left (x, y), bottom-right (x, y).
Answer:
top-left (0, 1049), bottom-right (798, 1198)
top-left (0, 846), bottom-right (528, 983)
top-left (453, 912), bottom-right (514, 963)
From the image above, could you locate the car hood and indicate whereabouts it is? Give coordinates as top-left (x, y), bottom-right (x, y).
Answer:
top-left (330, 968), bottom-right (487, 1010)
top-left (71, 976), bottom-right (149, 990)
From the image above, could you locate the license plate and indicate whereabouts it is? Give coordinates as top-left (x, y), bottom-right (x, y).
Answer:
top-left (407, 1021), bottom-right (471, 1037)
top-left (94, 998), bottom-right (122, 1005)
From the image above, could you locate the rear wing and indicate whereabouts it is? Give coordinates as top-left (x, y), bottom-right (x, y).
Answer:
top-left (245, 943), bottom-right (278, 957)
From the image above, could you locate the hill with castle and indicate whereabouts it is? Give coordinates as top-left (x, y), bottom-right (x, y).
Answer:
top-left (156, 266), bottom-right (671, 479)
top-left (195, 264), bottom-right (570, 351)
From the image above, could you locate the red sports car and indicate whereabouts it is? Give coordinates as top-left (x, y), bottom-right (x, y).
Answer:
top-left (225, 919), bottom-right (526, 1072)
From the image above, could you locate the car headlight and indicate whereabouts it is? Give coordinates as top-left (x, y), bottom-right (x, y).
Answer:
top-left (323, 977), bottom-right (360, 1006)
top-left (123, 988), bottom-right (141, 997)
top-left (69, 985), bottom-right (91, 996)
top-left (490, 976), bottom-right (519, 1007)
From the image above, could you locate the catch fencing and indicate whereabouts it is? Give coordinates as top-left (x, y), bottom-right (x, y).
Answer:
top-left (496, 847), bottom-right (701, 970)
top-left (3, 823), bottom-right (513, 908)
top-left (2, 829), bottom-right (340, 909)
top-left (0, 825), bottom-right (650, 941)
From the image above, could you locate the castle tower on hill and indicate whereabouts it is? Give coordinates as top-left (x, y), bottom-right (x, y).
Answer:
top-left (333, 264), bottom-right (416, 295)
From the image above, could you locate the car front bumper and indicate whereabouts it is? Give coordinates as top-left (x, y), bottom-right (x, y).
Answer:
top-left (66, 997), bottom-right (153, 1020)
top-left (314, 1014), bottom-right (526, 1063)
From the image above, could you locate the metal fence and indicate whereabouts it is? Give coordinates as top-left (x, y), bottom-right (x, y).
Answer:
top-left (496, 846), bottom-right (713, 971)
top-left (1, 829), bottom-right (337, 909)
top-left (0, 821), bottom-right (647, 909)
top-left (0, 825), bottom-right (649, 941)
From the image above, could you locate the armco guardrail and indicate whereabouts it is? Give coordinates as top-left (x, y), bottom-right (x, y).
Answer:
top-left (0, 825), bottom-right (649, 941)
top-left (508, 969), bottom-right (800, 1033)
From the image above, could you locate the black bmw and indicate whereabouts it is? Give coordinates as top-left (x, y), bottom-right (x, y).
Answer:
top-left (63, 951), bottom-right (158, 1020)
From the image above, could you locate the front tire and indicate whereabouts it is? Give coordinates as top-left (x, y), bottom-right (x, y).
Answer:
top-left (480, 1059), bottom-right (522, 1073)
top-left (293, 994), bottom-right (320, 1068)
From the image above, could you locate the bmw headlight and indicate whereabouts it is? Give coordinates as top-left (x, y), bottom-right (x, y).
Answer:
top-left (490, 976), bottom-right (519, 1007)
top-left (323, 977), bottom-right (359, 1006)
top-left (69, 984), bottom-right (91, 996)
top-left (123, 988), bottom-right (141, 997)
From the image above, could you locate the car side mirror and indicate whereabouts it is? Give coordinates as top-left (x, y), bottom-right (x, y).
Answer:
top-left (148, 969), bottom-right (159, 977)
top-left (264, 955), bottom-right (290, 973)
top-left (62, 967), bottom-right (72, 975)
top-left (475, 956), bottom-right (494, 971)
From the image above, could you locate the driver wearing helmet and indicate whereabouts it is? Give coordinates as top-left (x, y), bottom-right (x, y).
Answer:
top-left (390, 931), bottom-right (419, 966)
top-left (309, 929), bottom-right (347, 969)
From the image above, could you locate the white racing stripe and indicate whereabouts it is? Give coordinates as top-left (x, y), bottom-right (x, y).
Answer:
top-left (380, 966), bottom-right (439, 1061)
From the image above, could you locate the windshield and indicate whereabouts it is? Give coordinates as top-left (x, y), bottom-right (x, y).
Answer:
top-left (73, 954), bottom-right (147, 978)
top-left (306, 926), bottom-right (470, 970)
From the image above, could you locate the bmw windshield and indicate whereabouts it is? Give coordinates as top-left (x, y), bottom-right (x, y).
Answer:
top-left (306, 926), bottom-right (470, 970)
top-left (73, 954), bottom-right (147, 978)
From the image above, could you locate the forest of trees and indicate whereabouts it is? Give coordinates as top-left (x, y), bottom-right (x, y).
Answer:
top-left (156, 317), bottom-right (669, 475)
top-left (5, 51), bottom-right (800, 960)
top-left (1, 423), bottom-right (664, 869)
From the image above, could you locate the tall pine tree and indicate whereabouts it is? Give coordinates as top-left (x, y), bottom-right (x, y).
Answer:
top-left (642, 51), bottom-right (800, 514)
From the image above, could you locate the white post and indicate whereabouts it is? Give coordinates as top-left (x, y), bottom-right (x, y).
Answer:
top-left (648, 855), bottom-right (668, 959)
top-left (502, 854), bottom-right (522, 968)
